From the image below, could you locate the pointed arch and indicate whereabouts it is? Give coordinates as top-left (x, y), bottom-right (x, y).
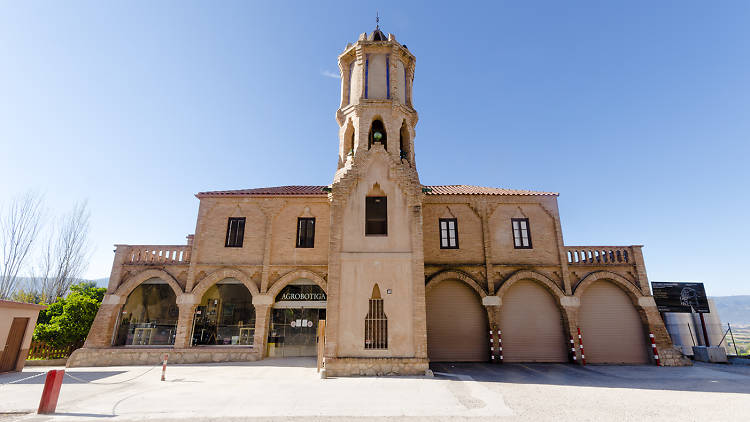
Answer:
top-left (573, 270), bottom-right (644, 303)
top-left (426, 269), bottom-right (487, 298)
top-left (495, 270), bottom-right (565, 301)
top-left (399, 119), bottom-right (410, 161)
top-left (368, 118), bottom-right (387, 149)
top-left (191, 267), bottom-right (259, 299)
top-left (267, 269), bottom-right (327, 299)
top-left (114, 269), bottom-right (183, 298)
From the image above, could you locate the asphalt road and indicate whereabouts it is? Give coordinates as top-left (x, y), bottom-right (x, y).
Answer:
top-left (1, 359), bottom-right (749, 421)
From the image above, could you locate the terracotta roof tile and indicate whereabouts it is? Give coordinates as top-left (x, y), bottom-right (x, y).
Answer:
top-left (196, 186), bottom-right (329, 197)
top-left (423, 185), bottom-right (557, 196)
top-left (197, 184), bottom-right (556, 198)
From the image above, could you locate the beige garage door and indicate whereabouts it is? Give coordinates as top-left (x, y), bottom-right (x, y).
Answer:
top-left (499, 280), bottom-right (567, 362)
top-left (579, 280), bottom-right (650, 364)
top-left (427, 280), bottom-right (489, 362)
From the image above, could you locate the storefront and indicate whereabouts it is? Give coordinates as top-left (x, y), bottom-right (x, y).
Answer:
top-left (268, 282), bottom-right (326, 357)
top-left (114, 280), bottom-right (178, 346)
top-left (191, 281), bottom-right (256, 346)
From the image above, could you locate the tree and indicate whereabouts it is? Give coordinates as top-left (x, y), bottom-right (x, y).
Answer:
top-left (0, 192), bottom-right (44, 299)
top-left (33, 201), bottom-right (91, 302)
top-left (34, 281), bottom-right (106, 347)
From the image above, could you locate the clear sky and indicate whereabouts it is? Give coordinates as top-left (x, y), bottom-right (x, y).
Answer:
top-left (1, 2), bottom-right (748, 295)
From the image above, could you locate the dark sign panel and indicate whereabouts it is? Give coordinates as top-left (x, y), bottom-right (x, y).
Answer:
top-left (275, 284), bottom-right (327, 302)
top-left (651, 282), bottom-right (709, 313)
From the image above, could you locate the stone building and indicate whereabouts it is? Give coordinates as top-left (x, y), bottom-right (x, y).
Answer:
top-left (71, 26), bottom-right (688, 373)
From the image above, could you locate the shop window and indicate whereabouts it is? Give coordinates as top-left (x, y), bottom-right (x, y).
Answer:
top-left (296, 217), bottom-right (315, 248)
top-left (364, 284), bottom-right (388, 349)
top-left (365, 196), bottom-right (387, 236)
top-left (512, 218), bottom-right (532, 249)
top-left (192, 282), bottom-right (255, 346)
top-left (439, 218), bottom-right (459, 249)
top-left (225, 217), bottom-right (245, 248)
top-left (114, 282), bottom-right (178, 346)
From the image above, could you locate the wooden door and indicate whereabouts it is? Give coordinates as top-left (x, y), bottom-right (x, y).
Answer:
top-left (1, 317), bottom-right (29, 372)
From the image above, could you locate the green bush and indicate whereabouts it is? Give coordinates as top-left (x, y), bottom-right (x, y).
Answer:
top-left (33, 282), bottom-right (106, 348)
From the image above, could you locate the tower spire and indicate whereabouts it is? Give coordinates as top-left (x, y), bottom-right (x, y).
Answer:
top-left (376, 11), bottom-right (379, 30)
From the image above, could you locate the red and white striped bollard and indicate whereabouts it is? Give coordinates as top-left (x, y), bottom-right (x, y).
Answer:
top-left (577, 327), bottom-right (586, 366)
top-left (161, 353), bottom-right (169, 381)
top-left (569, 334), bottom-right (577, 363)
top-left (649, 333), bottom-right (661, 366)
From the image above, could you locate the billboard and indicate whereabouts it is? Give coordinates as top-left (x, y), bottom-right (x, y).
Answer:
top-left (651, 282), bottom-right (710, 313)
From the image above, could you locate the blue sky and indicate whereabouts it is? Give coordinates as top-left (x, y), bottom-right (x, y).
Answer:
top-left (1, 2), bottom-right (748, 296)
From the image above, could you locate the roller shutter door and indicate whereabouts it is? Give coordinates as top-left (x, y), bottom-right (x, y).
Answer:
top-left (427, 280), bottom-right (489, 362)
top-left (579, 281), bottom-right (650, 364)
top-left (499, 281), bottom-right (567, 362)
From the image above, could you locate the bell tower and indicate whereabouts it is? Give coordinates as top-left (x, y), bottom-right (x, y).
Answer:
top-left (334, 25), bottom-right (418, 176)
top-left (325, 25), bottom-right (428, 376)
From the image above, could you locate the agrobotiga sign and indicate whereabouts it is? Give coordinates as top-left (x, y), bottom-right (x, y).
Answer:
top-left (651, 282), bottom-right (709, 313)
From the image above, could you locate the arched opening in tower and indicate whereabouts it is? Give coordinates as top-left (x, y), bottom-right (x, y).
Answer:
top-left (368, 119), bottom-right (387, 150)
top-left (399, 120), bottom-right (410, 161)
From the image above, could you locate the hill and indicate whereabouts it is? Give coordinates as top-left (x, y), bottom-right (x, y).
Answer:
top-left (711, 295), bottom-right (750, 325)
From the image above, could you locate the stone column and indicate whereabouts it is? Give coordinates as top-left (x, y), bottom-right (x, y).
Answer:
top-left (106, 246), bottom-right (130, 294)
top-left (174, 294), bottom-right (199, 348)
top-left (559, 296), bottom-right (581, 364)
top-left (84, 294), bottom-right (125, 348)
top-left (483, 296), bottom-right (501, 361)
top-left (252, 295), bottom-right (273, 359)
top-left (630, 246), bottom-right (650, 294)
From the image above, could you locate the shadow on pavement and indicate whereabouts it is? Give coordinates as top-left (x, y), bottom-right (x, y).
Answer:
top-left (430, 362), bottom-right (750, 394)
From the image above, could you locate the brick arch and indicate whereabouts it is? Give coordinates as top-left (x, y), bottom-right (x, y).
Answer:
top-left (425, 269), bottom-right (487, 298)
top-left (573, 270), bottom-right (644, 305)
top-left (191, 267), bottom-right (259, 299)
top-left (114, 269), bottom-right (183, 298)
top-left (495, 270), bottom-right (565, 301)
top-left (267, 269), bottom-right (327, 299)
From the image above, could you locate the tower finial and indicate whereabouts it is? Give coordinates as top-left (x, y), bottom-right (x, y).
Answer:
top-left (376, 11), bottom-right (379, 29)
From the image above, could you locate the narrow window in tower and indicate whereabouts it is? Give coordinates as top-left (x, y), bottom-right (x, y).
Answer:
top-left (347, 61), bottom-right (354, 104)
top-left (386, 55), bottom-right (390, 99)
top-left (511, 218), bottom-right (532, 249)
top-left (364, 284), bottom-right (388, 349)
top-left (225, 217), bottom-right (245, 248)
top-left (364, 55), bottom-right (369, 99)
top-left (404, 66), bottom-right (408, 105)
top-left (399, 120), bottom-right (409, 161)
top-left (296, 217), bottom-right (315, 248)
top-left (439, 218), bottom-right (459, 249)
top-left (365, 196), bottom-right (387, 236)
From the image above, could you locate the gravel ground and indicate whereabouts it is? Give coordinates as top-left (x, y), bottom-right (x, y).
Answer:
top-left (1, 359), bottom-right (748, 421)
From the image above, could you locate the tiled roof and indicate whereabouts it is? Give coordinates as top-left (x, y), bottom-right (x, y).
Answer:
top-left (197, 185), bottom-right (556, 198)
top-left (424, 185), bottom-right (557, 196)
top-left (196, 186), bottom-right (329, 197)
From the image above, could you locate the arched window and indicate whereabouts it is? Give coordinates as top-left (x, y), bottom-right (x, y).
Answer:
top-left (192, 281), bottom-right (255, 346)
top-left (399, 120), bottom-right (410, 161)
top-left (343, 120), bottom-right (355, 159)
top-left (114, 280), bottom-right (178, 346)
top-left (368, 119), bottom-right (387, 150)
top-left (364, 284), bottom-right (388, 349)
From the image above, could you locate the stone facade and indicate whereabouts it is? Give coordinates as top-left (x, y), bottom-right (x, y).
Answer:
top-left (72, 26), bottom-right (690, 371)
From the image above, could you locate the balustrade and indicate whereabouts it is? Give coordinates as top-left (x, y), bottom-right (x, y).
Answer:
top-left (124, 245), bottom-right (191, 264)
top-left (565, 246), bottom-right (632, 265)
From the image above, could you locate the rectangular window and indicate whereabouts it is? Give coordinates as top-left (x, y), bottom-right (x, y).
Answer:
top-left (296, 217), bottom-right (315, 248)
top-left (365, 196), bottom-right (387, 236)
top-left (225, 217), bottom-right (245, 248)
top-left (439, 218), bottom-right (459, 249)
top-left (512, 218), bottom-right (532, 249)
